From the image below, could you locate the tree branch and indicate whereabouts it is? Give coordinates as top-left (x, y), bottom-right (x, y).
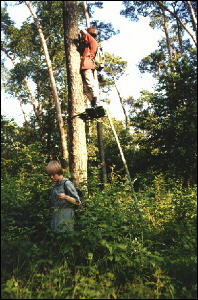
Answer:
top-left (156, 1), bottom-right (197, 46)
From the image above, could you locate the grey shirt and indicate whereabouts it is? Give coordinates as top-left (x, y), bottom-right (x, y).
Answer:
top-left (50, 178), bottom-right (81, 209)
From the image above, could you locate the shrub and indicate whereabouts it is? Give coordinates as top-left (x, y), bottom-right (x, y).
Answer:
top-left (1, 172), bottom-right (197, 299)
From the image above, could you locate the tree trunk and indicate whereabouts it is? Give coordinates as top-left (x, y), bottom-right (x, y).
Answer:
top-left (83, 1), bottom-right (90, 28)
top-left (161, 8), bottom-right (173, 62)
top-left (97, 121), bottom-right (107, 185)
top-left (186, 1), bottom-right (197, 34)
top-left (157, 1), bottom-right (197, 46)
top-left (63, 1), bottom-right (87, 186)
top-left (175, 16), bottom-right (183, 53)
top-left (106, 108), bottom-right (137, 201)
top-left (19, 99), bottom-right (28, 124)
top-left (25, 1), bottom-right (69, 163)
top-left (113, 76), bottom-right (128, 127)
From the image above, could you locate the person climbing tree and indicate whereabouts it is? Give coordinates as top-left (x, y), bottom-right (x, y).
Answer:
top-left (79, 27), bottom-right (100, 107)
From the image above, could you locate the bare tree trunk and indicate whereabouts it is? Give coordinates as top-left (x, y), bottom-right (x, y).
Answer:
top-left (25, 1), bottom-right (69, 162)
top-left (113, 76), bottom-right (128, 127)
top-left (63, 1), bottom-right (87, 186)
top-left (23, 79), bottom-right (42, 121)
top-left (186, 1), bottom-right (197, 33)
top-left (175, 16), bottom-right (183, 53)
top-left (19, 99), bottom-right (28, 124)
top-left (97, 122), bottom-right (107, 185)
top-left (161, 7), bottom-right (173, 62)
top-left (83, 1), bottom-right (90, 28)
top-left (106, 109), bottom-right (137, 201)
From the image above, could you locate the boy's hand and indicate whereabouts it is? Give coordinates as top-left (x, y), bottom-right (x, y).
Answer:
top-left (57, 193), bottom-right (77, 205)
top-left (57, 193), bottom-right (67, 200)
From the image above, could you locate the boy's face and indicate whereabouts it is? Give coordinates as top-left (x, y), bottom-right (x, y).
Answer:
top-left (49, 173), bottom-right (63, 182)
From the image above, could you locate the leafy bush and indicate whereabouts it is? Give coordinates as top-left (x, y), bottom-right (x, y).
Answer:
top-left (1, 171), bottom-right (197, 299)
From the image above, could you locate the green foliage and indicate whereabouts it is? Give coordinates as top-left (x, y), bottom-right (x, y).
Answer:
top-left (1, 161), bottom-right (197, 299)
top-left (120, 0), bottom-right (197, 185)
top-left (129, 51), bottom-right (197, 184)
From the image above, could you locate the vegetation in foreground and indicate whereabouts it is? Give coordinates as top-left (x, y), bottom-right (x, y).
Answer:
top-left (1, 169), bottom-right (197, 299)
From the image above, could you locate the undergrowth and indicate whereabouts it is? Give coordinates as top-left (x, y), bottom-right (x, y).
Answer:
top-left (1, 173), bottom-right (197, 299)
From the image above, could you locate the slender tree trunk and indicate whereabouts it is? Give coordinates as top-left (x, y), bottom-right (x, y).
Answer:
top-left (157, 1), bottom-right (197, 46)
top-left (25, 1), bottom-right (69, 162)
top-left (161, 8), bottom-right (173, 62)
top-left (83, 1), bottom-right (90, 28)
top-left (106, 109), bottom-right (137, 201)
top-left (113, 76), bottom-right (128, 127)
top-left (186, 1), bottom-right (197, 33)
top-left (23, 79), bottom-right (41, 121)
top-left (63, 1), bottom-right (87, 186)
top-left (175, 16), bottom-right (183, 53)
top-left (19, 99), bottom-right (28, 124)
top-left (97, 122), bottom-right (107, 185)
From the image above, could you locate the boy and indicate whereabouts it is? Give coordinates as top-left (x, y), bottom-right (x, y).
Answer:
top-left (46, 160), bottom-right (81, 232)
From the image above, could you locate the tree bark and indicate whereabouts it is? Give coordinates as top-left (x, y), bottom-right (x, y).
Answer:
top-left (63, 1), bottom-right (87, 186)
top-left (25, 1), bottom-right (69, 162)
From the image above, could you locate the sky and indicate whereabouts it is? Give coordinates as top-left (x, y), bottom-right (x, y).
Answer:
top-left (1, 1), bottom-right (164, 125)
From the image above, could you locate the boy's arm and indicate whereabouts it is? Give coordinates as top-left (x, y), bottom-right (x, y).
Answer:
top-left (57, 193), bottom-right (80, 205)
top-left (57, 180), bottom-right (81, 206)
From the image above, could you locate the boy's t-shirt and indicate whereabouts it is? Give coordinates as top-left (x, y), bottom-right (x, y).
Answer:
top-left (50, 178), bottom-right (81, 209)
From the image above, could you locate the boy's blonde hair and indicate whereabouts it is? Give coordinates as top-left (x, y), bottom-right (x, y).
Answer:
top-left (46, 160), bottom-right (63, 175)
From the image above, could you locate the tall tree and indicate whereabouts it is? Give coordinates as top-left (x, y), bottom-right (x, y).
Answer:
top-left (2, 47), bottom-right (44, 127)
top-left (63, 1), bottom-right (87, 186)
top-left (120, 1), bottom-right (197, 184)
top-left (1, 1), bottom-right (71, 160)
top-left (121, 1), bottom-right (197, 47)
top-left (157, 1), bottom-right (197, 46)
top-left (24, 1), bottom-right (69, 163)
